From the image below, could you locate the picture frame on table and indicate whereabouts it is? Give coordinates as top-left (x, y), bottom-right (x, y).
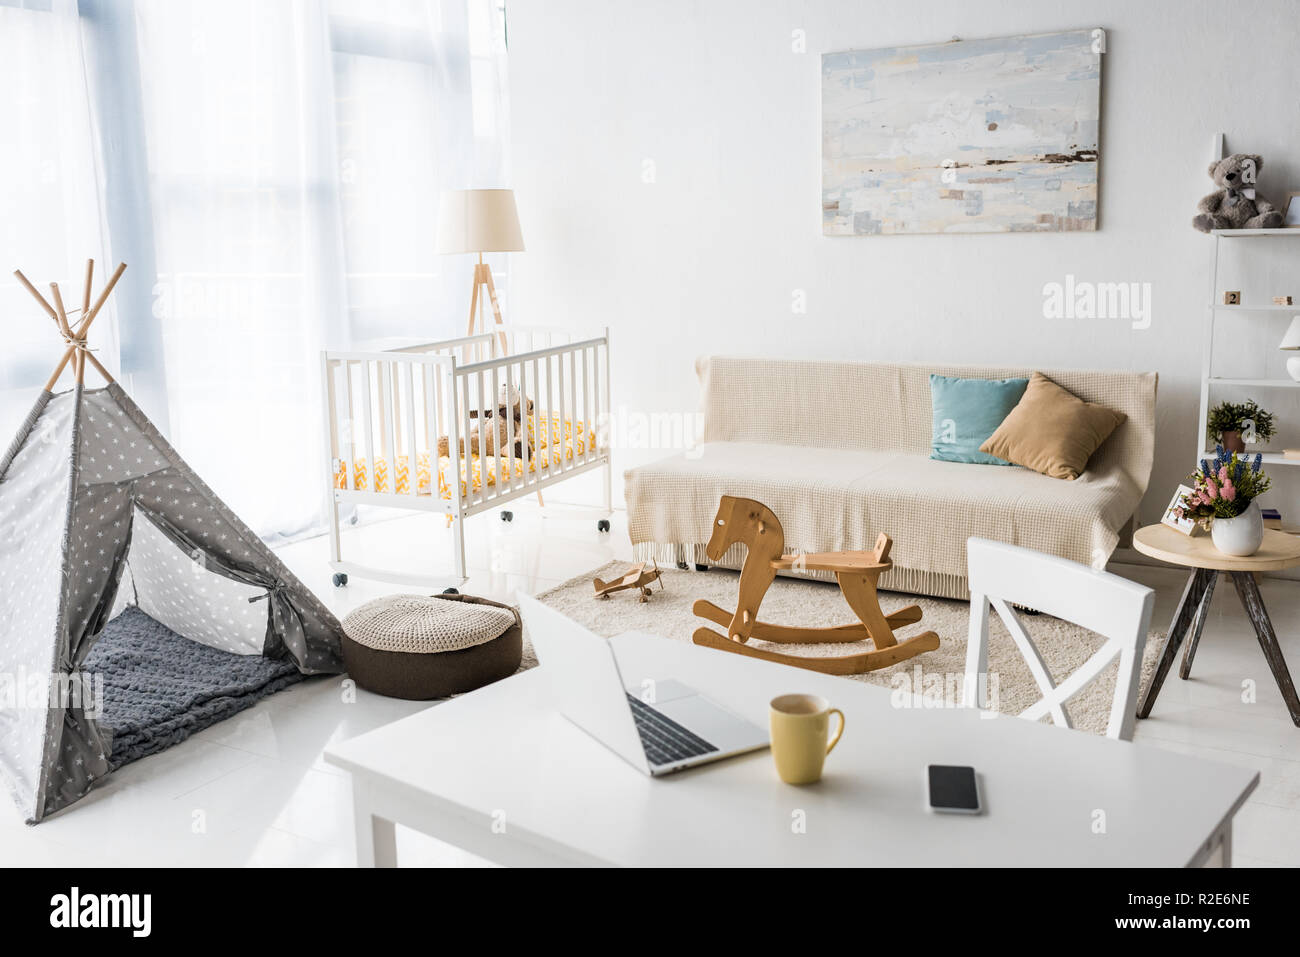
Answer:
top-left (1160, 484), bottom-right (1202, 536)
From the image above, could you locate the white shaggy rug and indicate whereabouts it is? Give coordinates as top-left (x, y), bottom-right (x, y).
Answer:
top-left (533, 561), bottom-right (1165, 737)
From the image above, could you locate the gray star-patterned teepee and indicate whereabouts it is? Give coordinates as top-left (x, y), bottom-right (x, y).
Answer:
top-left (0, 262), bottom-right (343, 822)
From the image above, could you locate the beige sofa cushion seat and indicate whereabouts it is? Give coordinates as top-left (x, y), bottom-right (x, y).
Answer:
top-left (624, 356), bottom-right (1157, 601)
top-left (626, 442), bottom-right (1142, 598)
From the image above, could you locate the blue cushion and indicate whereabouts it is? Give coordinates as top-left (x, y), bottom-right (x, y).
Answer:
top-left (929, 374), bottom-right (1029, 466)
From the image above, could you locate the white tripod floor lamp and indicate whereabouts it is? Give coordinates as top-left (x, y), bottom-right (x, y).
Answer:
top-left (436, 188), bottom-right (524, 353)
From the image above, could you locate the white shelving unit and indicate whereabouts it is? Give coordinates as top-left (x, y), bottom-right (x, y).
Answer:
top-left (1207, 376), bottom-right (1300, 388)
top-left (1198, 227), bottom-right (1300, 468)
top-left (1213, 304), bottom-right (1298, 313)
top-left (1196, 449), bottom-right (1300, 465)
top-left (1212, 228), bottom-right (1300, 237)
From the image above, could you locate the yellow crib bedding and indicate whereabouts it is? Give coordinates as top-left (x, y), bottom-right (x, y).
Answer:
top-left (335, 412), bottom-right (593, 500)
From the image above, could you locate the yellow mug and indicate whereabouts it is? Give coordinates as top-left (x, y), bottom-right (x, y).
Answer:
top-left (769, 693), bottom-right (845, 785)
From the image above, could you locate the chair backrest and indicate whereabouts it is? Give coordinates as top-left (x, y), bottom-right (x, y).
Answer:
top-left (963, 537), bottom-right (1154, 741)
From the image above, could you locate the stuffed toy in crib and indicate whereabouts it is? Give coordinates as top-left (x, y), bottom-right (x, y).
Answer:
top-left (438, 383), bottom-right (535, 458)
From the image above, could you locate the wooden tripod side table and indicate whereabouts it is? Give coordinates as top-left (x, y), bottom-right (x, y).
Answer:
top-left (1134, 524), bottom-right (1300, 727)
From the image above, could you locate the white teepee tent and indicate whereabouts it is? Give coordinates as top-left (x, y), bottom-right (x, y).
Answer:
top-left (0, 262), bottom-right (344, 822)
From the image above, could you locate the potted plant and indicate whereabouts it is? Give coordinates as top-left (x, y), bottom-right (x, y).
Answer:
top-left (1174, 448), bottom-right (1272, 556)
top-left (1206, 399), bottom-right (1275, 453)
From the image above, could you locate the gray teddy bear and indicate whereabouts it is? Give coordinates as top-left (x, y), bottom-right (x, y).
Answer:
top-left (1193, 153), bottom-right (1284, 232)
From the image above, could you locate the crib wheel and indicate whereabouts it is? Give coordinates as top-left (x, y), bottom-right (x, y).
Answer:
top-left (441, 587), bottom-right (460, 595)
top-left (332, 573), bottom-right (348, 588)
top-left (597, 519), bottom-right (611, 532)
top-left (676, 561), bottom-right (689, 570)
top-left (501, 510), bottom-right (514, 523)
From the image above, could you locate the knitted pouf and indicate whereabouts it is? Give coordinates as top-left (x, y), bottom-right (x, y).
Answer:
top-left (340, 593), bottom-right (522, 699)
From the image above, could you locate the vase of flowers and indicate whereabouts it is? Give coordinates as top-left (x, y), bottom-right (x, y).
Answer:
top-left (1206, 399), bottom-right (1275, 454)
top-left (1174, 447), bottom-right (1271, 557)
top-left (1211, 501), bottom-right (1264, 557)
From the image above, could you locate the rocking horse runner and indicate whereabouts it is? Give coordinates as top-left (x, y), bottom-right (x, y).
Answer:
top-left (692, 496), bottom-right (940, 675)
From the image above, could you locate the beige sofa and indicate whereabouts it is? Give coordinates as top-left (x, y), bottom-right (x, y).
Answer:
top-left (625, 356), bottom-right (1158, 600)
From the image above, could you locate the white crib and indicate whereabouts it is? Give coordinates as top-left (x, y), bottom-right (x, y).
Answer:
top-left (320, 326), bottom-right (612, 588)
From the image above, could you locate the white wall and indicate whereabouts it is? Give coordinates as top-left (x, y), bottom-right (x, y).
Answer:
top-left (506, 0), bottom-right (1300, 524)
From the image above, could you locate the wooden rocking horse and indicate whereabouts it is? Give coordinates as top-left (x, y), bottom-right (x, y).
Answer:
top-left (691, 496), bottom-right (940, 675)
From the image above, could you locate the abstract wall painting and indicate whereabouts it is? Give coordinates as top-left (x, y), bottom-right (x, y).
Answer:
top-left (822, 30), bottom-right (1103, 235)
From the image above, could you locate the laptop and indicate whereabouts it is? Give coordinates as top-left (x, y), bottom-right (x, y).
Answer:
top-left (518, 594), bottom-right (769, 775)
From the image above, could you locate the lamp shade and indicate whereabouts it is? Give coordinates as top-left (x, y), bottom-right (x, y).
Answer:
top-left (1280, 316), bottom-right (1300, 350)
top-left (436, 189), bottom-right (524, 254)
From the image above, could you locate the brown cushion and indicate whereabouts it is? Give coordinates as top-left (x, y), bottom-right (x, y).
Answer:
top-left (341, 594), bottom-right (522, 700)
top-left (979, 372), bottom-right (1125, 480)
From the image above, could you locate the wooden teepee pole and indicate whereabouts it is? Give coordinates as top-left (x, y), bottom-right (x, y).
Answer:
top-left (22, 260), bottom-right (126, 392)
top-left (81, 259), bottom-right (94, 319)
top-left (49, 281), bottom-right (88, 386)
top-left (44, 348), bottom-right (76, 393)
top-left (13, 269), bottom-right (59, 326)
top-left (77, 261), bottom-right (126, 337)
top-left (82, 350), bottom-right (113, 383)
top-left (49, 282), bottom-right (73, 339)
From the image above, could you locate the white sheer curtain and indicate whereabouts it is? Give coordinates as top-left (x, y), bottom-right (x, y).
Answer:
top-left (131, 0), bottom-right (508, 540)
top-left (131, 0), bottom-right (349, 540)
top-left (0, 0), bottom-right (111, 439)
top-left (328, 0), bottom-right (510, 340)
top-left (0, 0), bottom-right (509, 542)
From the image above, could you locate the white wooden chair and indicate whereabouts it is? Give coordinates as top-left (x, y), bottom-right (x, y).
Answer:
top-left (963, 537), bottom-right (1154, 741)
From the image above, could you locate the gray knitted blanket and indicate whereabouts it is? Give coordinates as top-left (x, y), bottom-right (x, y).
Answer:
top-left (84, 607), bottom-right (305, 770)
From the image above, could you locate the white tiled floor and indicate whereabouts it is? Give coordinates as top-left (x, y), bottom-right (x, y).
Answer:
top-left (4, 500), bottom-right (1299, 866)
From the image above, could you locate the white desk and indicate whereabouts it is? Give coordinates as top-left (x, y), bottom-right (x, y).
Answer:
top-left (325, 633), bottom-right (1258, 867)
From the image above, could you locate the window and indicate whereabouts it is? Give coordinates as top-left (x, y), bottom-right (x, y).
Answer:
top-left (329, 0), bottom-right (510, 342)
top-left (0, 0), bottom-right (107, 433)
top-left (0, 0), bottom-right (510, 541)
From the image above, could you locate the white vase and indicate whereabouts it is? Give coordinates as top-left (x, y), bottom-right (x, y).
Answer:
top-left (1211, 501), bottom-right (1264, 557)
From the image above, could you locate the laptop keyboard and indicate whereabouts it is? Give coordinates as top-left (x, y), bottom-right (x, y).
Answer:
top-left (626, 694), bottom-right (719, 766)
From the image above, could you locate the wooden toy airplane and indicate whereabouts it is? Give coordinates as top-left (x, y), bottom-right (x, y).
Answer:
top-left (594, 561), bottom-right (664, 603)
top-left (691, 496), bottom-right (939, 675)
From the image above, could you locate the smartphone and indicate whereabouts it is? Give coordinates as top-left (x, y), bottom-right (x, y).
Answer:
top-left (927, 764), bottom-right (981, 814)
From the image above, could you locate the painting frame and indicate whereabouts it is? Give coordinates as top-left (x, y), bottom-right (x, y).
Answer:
top-left (822, 29), bottom-right (1104, 236)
